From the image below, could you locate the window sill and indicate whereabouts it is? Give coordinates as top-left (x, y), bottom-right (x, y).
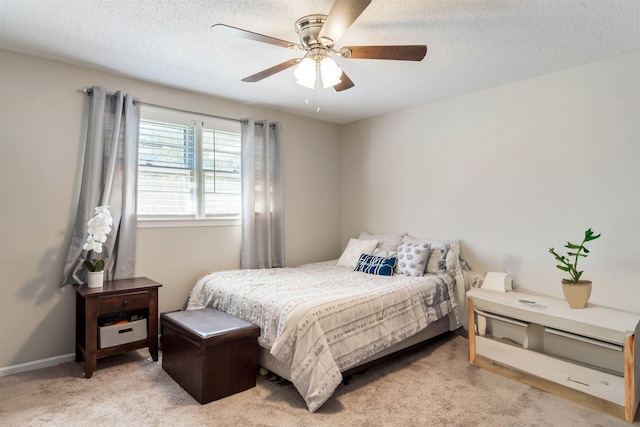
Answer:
top-left (137, 218), bottom-right (241, 229)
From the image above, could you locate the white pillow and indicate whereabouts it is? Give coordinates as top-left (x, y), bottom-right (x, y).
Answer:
top-left (402, 235), bottom-right (461, 273)
top-left (337, 238), bottom-right (379, 268)
top-left (358, 231), bottom-right (405, 257)
top-left (426, 245), bottom-right (449, 274)
top-left (402, 235), bottom-right (460, 254)
top-left (396, 241), bottom-right (431, 276)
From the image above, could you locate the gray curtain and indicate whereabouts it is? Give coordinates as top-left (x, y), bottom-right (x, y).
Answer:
top-left (60, 86), bottom-right (139, 287)
top-left (240, 118), bottom-right (284, 269)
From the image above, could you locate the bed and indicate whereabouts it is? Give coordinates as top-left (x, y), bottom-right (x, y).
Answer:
top-left (185, 233), bottom-right (469, 412)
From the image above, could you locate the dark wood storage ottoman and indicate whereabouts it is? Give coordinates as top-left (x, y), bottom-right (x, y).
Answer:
top-left (161, 308), bottom-right (260, 404)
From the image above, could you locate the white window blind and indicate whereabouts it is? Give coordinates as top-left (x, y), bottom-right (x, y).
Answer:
top-left (137, 106), bottom-right (241, 221)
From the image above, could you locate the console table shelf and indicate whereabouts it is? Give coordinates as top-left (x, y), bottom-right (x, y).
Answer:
top-left (467, 288), bottom-right (640, 422)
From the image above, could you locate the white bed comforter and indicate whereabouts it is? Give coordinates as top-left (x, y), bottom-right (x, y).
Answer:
top-left (186, 261), bottom-right (457, 412)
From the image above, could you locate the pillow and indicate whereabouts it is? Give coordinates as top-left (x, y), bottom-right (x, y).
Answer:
top-left (426, 244), bottom-right (449, 274)
top-left (396, 241), bottom-right (431, 276)
top-left (354, 254), bottom-right (397, 276)
top-left (358, 231), bottom-right (405, 257)
top-left (402, 235), bottom-right (460, 256)
top-left (402, 235), bottom-right (471, 272)
top-left (337, 238), bottom-right (379, 268)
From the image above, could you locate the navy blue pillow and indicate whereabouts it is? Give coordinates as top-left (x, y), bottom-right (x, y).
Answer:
top-left (354, 253), bottom-right (397, 276)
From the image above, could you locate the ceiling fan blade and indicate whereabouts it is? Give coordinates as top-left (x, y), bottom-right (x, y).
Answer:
top-left (241, 59), bottom-right (300, 83)
top-left (319, 0), bottom-right (371, 43)
top-left (341, 45), bottom-right (427, 61)
top-left (212, 24), bottom-right (302, 50)
top-left (333, 71), bottom-right (355, 92)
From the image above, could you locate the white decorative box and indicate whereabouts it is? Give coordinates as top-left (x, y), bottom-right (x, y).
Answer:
top-left (99, 318), bottom-right (148, 349)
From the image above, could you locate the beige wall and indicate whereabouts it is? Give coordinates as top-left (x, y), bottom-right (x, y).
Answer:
top-left (2, 48), bottom-right (638, 371)
top-left (341, 52), bottom-right (640, 312)
top-left (0, 50), bottom-right (342, 368)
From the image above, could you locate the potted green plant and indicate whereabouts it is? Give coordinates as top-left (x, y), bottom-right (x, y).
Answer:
top-left (549, 228), bottom-right (601, 308)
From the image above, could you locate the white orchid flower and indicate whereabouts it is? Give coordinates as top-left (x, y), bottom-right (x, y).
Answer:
top-left (83, 205), bottom-right (113, 272)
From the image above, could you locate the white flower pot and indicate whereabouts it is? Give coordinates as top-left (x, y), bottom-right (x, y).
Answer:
top-left (87, 271), bottom-right (104, 288)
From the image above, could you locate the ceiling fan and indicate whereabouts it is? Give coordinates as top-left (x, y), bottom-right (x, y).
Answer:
top-left (212, 0), bottom-right (427, 92)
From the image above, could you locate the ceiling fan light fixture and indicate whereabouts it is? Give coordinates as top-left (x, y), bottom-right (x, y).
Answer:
top-left (294, 57), bottom-right (316, 89)
top-left (320, 56), bottom-right (342, 88)
top-left (215, 0), bottom-right (427, 94)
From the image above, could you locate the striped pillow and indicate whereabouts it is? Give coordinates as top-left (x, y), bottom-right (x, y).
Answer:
top-left (354, 254), bottom-right (397, 276)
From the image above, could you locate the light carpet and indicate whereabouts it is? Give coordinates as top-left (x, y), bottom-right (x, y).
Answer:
top-left (0, 333), bottom-right (636, 426)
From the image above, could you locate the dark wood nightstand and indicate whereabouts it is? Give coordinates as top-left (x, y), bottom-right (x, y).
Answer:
top-left (75, 277), bottom-right (162, 378)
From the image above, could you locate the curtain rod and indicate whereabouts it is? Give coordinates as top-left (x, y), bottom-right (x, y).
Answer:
top-left (83, 87), bottom-right (262, 125)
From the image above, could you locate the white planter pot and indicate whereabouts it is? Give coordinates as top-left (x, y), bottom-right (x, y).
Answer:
top-left (87, 270), bottom-right (104, 288)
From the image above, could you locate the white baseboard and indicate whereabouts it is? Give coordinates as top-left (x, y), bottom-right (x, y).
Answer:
top-left (0, 353), bottom-right (76, 377)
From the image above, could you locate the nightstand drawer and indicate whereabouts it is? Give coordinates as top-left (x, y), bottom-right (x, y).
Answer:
top-left (98, 291), bottom-right (148, 314)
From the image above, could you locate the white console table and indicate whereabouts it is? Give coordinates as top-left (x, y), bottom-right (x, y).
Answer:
top-left (467, 288), bottom-right (640, 422)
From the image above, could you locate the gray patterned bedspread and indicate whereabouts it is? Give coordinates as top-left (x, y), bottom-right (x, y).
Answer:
top-left (186, 261), bottom-right (457, 412)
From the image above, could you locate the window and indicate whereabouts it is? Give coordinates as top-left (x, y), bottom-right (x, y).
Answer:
top-left (137, 106), bottom-right (241, 224)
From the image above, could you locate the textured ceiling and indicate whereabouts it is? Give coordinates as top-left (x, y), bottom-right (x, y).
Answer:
top-left (1, 0), bottom-right (638, 124)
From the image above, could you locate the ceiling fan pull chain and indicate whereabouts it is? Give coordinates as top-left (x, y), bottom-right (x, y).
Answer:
top-left (316, 65), bottom-right (321, 113)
